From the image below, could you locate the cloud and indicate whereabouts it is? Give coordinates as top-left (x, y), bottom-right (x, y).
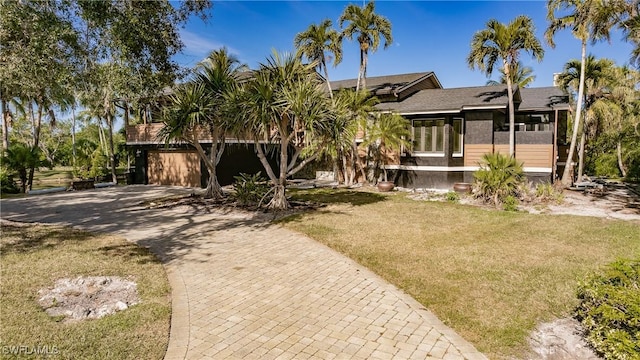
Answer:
top-left (180, 30), bottom-right (240, 58)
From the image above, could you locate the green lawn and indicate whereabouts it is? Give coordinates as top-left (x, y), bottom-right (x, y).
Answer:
top-left (0, 224), bottom-right (171, 360)
top-left (282, 188), bottom-right (640, 359)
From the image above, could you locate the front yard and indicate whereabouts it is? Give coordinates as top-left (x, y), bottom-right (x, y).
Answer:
top-left (282, 188), bottom-right (640, 358)
top-left (0, 223), bottom-right (171, 360)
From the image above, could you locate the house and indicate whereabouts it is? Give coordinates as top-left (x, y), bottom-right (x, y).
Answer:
top-left (125, 71), bottom-right (570, 189)
top-left (332, 72), bottom-right (571, 188)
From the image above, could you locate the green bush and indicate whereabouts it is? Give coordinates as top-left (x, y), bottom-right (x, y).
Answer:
top-left (576, 258), bottom-right (640, 360)
top-left (445, 191), bottom-right (460, 203)
top-left (233, 172), bottom-right (272, 206)
top-left (594, 153), bottom-right (621, 178)
top-left (502, 195), bottom-right (519, 211)
top-left (535, 182), bottom-right (564, 204)
top-left (473, 152), bottom-right (524, 207)
top-left (0, 167), bottom-right (19, 194)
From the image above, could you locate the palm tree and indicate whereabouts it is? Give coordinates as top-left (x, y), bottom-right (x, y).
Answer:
top-left (294, 19), bottom-right (343, 99)
top-left (486, 61), bottom-right (536, 88)
top-left (228, 51), bottom-right (332, 209)
top-left (363, 113), bottom-right (410, 183)
top-left (193, 47), bottom-right (246, 198)
top-left (332, 88), bottom-right (378, 185)
top-left (467, 15), bottom-right (544, 158)
top-left (557, 55), bottom-right (616, 182)
top-left (3, 143), bottom-right (43, 193)
top-left (546, 0), bottom-right (617, 185)
top-left (339, 1), bottom-right (393, 92)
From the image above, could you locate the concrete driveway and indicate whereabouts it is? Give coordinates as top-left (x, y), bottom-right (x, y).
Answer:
top-left (1, 185), bottom-right (486, 359)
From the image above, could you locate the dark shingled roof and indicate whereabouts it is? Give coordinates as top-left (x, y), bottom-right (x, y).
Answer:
top-left (375, 85), bottom-right (512, 113)
top-left (518, 87), bottom-right (570, 111)
top-left (375, 84), bottom-right (570, 114)
top-left (331, 72), bottom-right (441, 96)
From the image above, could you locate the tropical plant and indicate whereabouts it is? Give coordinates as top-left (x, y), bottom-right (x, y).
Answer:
top-left (339, 1), bottom-right (393, 91)
top-left (362, 113), bottom-right (410, 183)
top-left (193, 48), bottom-right (246, 198)
top-left (467, 15), bottom-right (544, 157)
top-left (228, 51), bottom-right (332, 210)
top-left (2, 143), bottom-right (44, 193)
top-left (329, 88), bottom-right (378, 185)
top-left (232, 172), bottom-right (271, 207)
top-left (546, 0), bottom-right (618, 186)
top-left (486, 61), bottom-right (536, 88)
top-left (557, 55), bottom-right (616, 182)
top-left (294, 19), bottom-right (343, 99)
top-left (473, 152), bottom-right (524, 207)
top-left (576, 258), bottom-right (640, 359)
top-left (0, 166), bottom-right (19, 194)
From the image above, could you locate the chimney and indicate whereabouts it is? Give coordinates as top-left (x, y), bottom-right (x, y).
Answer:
top-left (553, 73), bottom-right (561, 87)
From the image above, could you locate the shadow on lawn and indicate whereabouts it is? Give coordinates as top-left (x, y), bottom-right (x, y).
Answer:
top-left (289, 188), bottom-right (387, 206)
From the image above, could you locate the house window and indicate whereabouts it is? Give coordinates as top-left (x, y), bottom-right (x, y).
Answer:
top-left (412, 119), bottom-right (445, 154)
top-left (452, 118), bottom-right (463, 156)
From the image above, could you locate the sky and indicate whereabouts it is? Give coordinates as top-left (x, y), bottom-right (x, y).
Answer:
top-left (173, 0), bottom-right (636, 89)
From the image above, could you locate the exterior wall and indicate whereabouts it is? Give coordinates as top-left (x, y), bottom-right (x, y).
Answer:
top-left (493, 144), bottom-right (553, 168)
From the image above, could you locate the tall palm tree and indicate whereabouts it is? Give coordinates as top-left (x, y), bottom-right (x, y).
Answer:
top-left (486, 61), bottom-right (536, 88)
top-left (228, 51), bottom-right (332, 209)
top-left (557, 55), bottom-right (616, 182)
top-left (468, 15), bottom-right (544, 157)
top-left (339, 1), bottom-right (393, 92)
top-left (193, 47), bottom-right (246, 198)
top-left (546, 0), bottom-right (617, 185)
top-left (294, 19), bottom-right (343, 99)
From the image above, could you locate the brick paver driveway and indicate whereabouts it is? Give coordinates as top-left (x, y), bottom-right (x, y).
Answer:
top-left (1, 186), bottom-right (487, 359)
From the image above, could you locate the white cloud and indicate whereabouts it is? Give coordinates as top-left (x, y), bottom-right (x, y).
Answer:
top-left (180, 30), bottom-right (240, 58)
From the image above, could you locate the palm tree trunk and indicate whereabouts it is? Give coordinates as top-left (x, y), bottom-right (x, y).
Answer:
top-left (504, 60), bottom-right (516, 157)
top-left (27, 102), bottom-right (42, 191)
top-left (577, 130), bottom-right (586, 183)
top-left (106, 112), bottom-right (117, 183)
top-left (561, 39), bottom-right (587, 187)
top-left (362, 49), bottom-right (368, 91)
top-left (617, 140), bottom-right (627, 178)
top-left (1, 96), bottom-right (8, 151)
top-left (322, 59), bottom-right (333, 100)
top-left (356, 48), bottom-right (364, 92)
top-left (268, 132), bottom-right (290, 210)
top-left (204, 128), bottom-right (224, 199)
top-left (71, 106), bottom-right (76, 168)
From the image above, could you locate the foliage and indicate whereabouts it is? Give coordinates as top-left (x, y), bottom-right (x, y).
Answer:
top-left (227, 51), bottom-right (332, 209)
top-left (2, 143), bottom-right (44, 193)
top-left (89, 148), bottom-right (109, 180)
top-left (502, 195), bottom-right (519, 211)
top-left (486, 61), bottom-right (536, 88)
top-left (363, 113), bottom-right (410, 182)
top-left (232, 172), bottom-right (271, 207)
top-left (473, 152), bottom-right (524, 207)
top-left (468, 15), bottom-right (544, 157)
top-left (0, 166), bottom-right (19, 194)
top-left (534, 182), bottom-right (564, 204)
top-left (339, 1), bottom-right (393, 91)
top-left (445, 191), bottom-right (460, 203)
top-left (576, 258), bottom-right (640, 360)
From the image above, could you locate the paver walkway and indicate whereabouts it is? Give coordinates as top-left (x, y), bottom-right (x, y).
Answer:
top-left (1, 186), bottom-right (487, 359)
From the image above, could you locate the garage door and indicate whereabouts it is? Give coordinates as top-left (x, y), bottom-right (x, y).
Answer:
top-left (147, 150), bottom-right (201, 188)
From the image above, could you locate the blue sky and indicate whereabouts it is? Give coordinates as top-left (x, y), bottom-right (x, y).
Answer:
top-left (175, 1), bottom-right (635, 89)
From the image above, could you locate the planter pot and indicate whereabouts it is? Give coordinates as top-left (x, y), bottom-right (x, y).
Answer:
top-left (453, 182), bottom-right (472, 194)
top-left (377, 181), bottom-right (395, 192)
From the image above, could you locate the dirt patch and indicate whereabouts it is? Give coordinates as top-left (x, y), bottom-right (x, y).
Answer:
top-left (38, 276), bottom-right (139, 322)
top-left (528, 318), bottom-right (601, 360)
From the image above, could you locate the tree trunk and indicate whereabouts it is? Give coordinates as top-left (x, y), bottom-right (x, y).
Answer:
top-left (268, 132), bottom-right (290, 210)
top-left (1, 96), bottom-right (8, 151)
top-left (106, 112), bottom-right (117, 183)
top-left (356, 48), bottom-right (364, 92)
top-left (617, 140), bottom-right (627, 178)
top-left (203, 129), bottom-right (224, 199)
top-left (561, 39), bottom-right (587, 187)
top-left (27, 102), bottom-right (42, 191)
top-left (323, 59), bottom-right (333, 100)
top-left (71, 106), bottom-right (76, 168)
top-left (361, 49), bottom-right (368, 91)
top-left (577, 130), bottom-right (586, 183)
top-left (504, 60), bottom-right (516, 157)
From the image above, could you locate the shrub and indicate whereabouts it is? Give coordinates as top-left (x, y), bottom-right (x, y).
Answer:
top-left (535, 182), bottom-right (564, 204)
top-left (576, 258), bottom-right (640, 360)
top-left (445, 191), bottom-right (460, 203)
top-left (0, 166), bottom-right (19, 194)
top-left (473, 152), bottom-right (524, 207)
top-left (233, 172), bottom-right (272, 206)
top-left (502, 195), bottom-right (519, 211)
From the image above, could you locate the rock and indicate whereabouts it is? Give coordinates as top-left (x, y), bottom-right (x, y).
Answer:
top-left (528, 318), bottom-right (601, 360)
top-left (37, 276), bottom-right (139, 322)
